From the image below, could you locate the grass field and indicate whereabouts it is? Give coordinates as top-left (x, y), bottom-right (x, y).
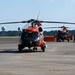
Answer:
top-left (0, 36), bottom-right (20, 38)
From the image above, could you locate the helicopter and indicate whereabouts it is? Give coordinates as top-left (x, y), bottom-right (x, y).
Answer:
top-left (43, 26), bottom-right (72, 42)
top-left (54, 26), bottom-right (72, 42)
top-left (0, 19), bottom-right (75, 52)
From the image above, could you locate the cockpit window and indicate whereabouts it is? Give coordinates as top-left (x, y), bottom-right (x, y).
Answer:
top-left (22, 31), bottom-right (38, 38)
top-left (22, 23), bottom-right (31, 29)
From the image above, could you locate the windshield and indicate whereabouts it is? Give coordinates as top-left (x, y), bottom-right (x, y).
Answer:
top-left (22, 23), bottom-right (31, 29)
top-left (22, 31), bottom-right (39, 39)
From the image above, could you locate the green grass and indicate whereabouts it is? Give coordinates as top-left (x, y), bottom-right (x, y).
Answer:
top-left (0, 36), bottom-right (20, 38)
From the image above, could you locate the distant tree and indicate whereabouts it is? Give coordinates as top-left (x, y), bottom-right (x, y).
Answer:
top-left (18, 27), bottom-right (21, 31)
top-left (1, 27), bottom-right (6, 36)
top-left (1, 27), bottom-right (5, 31)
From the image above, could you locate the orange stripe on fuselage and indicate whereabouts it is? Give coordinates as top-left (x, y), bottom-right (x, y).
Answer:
top-left (26, 27), bottom-right (38, 32)
top-left (61, 29), bottom-right (67, 33)
top-left (38, 39), bottom-right (44, 47)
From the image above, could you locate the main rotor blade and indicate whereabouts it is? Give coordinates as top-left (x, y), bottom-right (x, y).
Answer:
top-left (43, 26), bottom-right (69, 29)
top-left (43, 27), bottom-right (59, 29)
top-left (1, 20), bottom-right (75, 25)
top-left (41, 21), bottom-right (75, 24)
top-left (0, 21), bottom-right (28, 25)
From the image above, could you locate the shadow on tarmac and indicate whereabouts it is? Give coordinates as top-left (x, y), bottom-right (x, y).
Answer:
top-left (0, 49), bottom-right (43, 53)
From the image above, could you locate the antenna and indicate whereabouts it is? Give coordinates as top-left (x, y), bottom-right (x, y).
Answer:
top-left (36, 11), bottom-right (40, 20)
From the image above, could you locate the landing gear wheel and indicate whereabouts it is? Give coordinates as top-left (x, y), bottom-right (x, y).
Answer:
top-left (70, 38), bottom-right (72, 40)
top-left (41, 47), bottom-right (45, 52)
top-left (33, 47), bottom-right (37, 51)
top-left (56, 38), bottom-right (59, 42)
top-left (28, 47), bottom-right (31, 49)
top-left (18, 48), bottom-right (22, 52)
top-left (18, 44), bottom-right (24, 52)
top-left (67, 39), bottom-right (69, 42)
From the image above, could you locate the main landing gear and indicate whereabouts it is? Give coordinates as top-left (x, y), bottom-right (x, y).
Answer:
top-left (18, 44), bottom-right (46, 52)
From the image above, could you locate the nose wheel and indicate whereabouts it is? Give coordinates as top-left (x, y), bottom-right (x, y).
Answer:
top-left (18, 44), bottom-right (24, 52)
top-left (33, 47), bottom-right (37, 51)
top-left (41, 46), bottom-right (45, 52)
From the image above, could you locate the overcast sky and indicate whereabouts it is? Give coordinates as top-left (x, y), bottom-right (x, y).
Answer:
top-left (0, 0), bottom-right (75, 31)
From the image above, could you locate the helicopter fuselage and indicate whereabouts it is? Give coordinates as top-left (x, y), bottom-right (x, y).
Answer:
top-left (18, 27), bottom-right (45, 52)
top-left (56, 30), bottom-right (72, 42)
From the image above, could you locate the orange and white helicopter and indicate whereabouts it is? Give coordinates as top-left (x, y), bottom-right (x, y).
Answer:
top-left (44, 26), bottom-right (73, 42)
top-left (55, 26), bottom-right (72, 42)
top-left (0, 19), bottom-right (75, 52)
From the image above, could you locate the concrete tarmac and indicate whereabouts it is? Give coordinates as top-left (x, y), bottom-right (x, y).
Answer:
top-left (0, 38), bottom-right (75, 75)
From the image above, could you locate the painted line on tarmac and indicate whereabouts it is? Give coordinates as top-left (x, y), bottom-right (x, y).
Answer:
top-left (21, 53), bottom-right (29, 58)
top-left (0, 70), bottom-right (31, 72)
top-left (0, 68), bottom-right (75, 72)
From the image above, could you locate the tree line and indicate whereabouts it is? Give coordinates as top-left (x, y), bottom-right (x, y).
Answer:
top-left (0, 30), bottom-right (75, 36)
top-left (0, 27), bottom-right (75, 36)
